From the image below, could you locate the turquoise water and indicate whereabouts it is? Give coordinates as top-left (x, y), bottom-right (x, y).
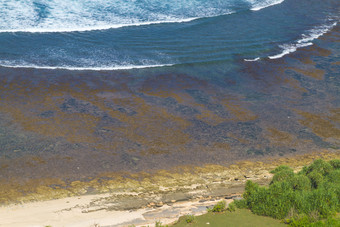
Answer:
top-left (0, 0), bottom-right (338, 71)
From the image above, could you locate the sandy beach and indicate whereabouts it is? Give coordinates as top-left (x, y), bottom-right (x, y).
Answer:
top-left (1, 150), bottom-right (339, 227)
top-left (0, 192), bottom-right (235, 227)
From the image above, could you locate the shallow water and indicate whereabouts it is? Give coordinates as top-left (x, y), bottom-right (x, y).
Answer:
top-left (0, 0), bottom-right (339, 184)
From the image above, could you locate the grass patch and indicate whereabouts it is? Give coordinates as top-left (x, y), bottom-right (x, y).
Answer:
top-left (173, 209), bottom-right (285, 227)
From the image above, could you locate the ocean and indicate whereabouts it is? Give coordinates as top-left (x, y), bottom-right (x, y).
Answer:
top-left (0, 0), bottom-right (339, 200)
top-left (0, 0), bottom-right (338, 70)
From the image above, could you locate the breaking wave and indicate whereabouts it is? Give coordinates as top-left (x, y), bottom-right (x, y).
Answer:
top-left (269, 21), bottom-right (338, 59)
top-left (0, 0), bottom-right (285, 33)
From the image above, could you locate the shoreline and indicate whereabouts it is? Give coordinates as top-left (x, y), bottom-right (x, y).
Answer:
top-left (0, 149), bottom-right (339, 227)
top-left (0, 193), bottom-right (235, 227)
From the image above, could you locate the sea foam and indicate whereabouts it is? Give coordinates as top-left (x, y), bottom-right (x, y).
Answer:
top-left (250, 0), bottom-right (285, 11)
top-left (0, 61), bottom-right (174, 71)
top-left (244, 57), bottom-right (261, 62)
top-left (0, 0), bottom-right (285, 33)
top-left (269, 21), bottom-right (338, 59)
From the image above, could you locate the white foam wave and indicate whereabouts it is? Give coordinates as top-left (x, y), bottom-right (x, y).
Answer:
top-left (0, 0), bottom-right (285, 33)
top-left (0, 18), bottom-right (198, 33)
top-left (297, 22), bottom-right (338, 44)
top-left (269, 21), bottom-right (337, 60)
top-left (0, 62), bottom-right (174, 71)
top-left (244, 57), bottom-right (260, 62)
top-left (269, 42), bottom-right (313, 59)
top-left (249, 0), bottom-right (284, 11)
top-left (0, 0), bottom-right (233, 33)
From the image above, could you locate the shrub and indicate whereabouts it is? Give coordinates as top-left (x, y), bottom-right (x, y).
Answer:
top-left (308, 171), bottom-right (324, 189)
top-left (301, 159), bottom-right (333, 176)
top-left (309, 187), bottom-right (338, 218)
top-left (310, 217), bottom-right (340, 227)
top-left (209, 200), bottom-right (226, 212)
top-left (326, 169), bottom-right (340, 184)
top-left (270, 165), bottom-right (293, 174)
top-left (243, 180), bottom-right (260, 201)
top-left (227, 201), bottom-right (236, 212)
top-left (288, 214), bottom-right (311, 227)
top-left (185, 215), bottom-right (195, 223)
top-left (270, 170), bottom-right (294, 184)
top-left (288, 175), bottom-right (311, 191)
top-left (328, 159), bottom-right (340, 169)
top-left (308, 210), bottom-right (320, 223)
top-left (284, 207), bottom-right (299, 222)
top-left (234, 199), bottom-right (248, 209)
top-left (240, 159), bottom-right (340, 225)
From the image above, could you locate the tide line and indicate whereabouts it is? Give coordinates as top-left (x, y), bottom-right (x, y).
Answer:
top-left (0, 63), bottom-right (174, 71)
top-left (0, 18), bottom-right (198, 33)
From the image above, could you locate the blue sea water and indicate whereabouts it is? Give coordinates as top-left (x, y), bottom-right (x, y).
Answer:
top-left (0, 0), bottom-right (339, 71)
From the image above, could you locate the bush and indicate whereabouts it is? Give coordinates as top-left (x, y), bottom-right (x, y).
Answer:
top-left (240, 159), bottom-right (340, 226)
top-left (227, 201), bottom-right (236, 212)
top-left (185, 215), bottom-right (195, 223)
top-left (301, 159), bottom-right (333, 176)
top-left (270, 169), bottom-right (294, 185)
top-left (288, 175), bottom-right (311, 191)
top-left (234, 199), bottom-right (248, 209)
top-left (310, 217), bottom-right (340, 227)
top-left (288, 214), bottom-right (311, 227)
top-left (270, 165), bottom-right (294, 174)
top-left (326, 169), bottom-right (340, 184)
top-left (328, 159), bottom-right (340, 169)
top-left (209, 200), bottom-right (226, 212)
top-left (308, 171), bottom-right (324, 189)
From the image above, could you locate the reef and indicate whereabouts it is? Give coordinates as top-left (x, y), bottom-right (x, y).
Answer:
top-left (0, 24), bottom-right (339, 207)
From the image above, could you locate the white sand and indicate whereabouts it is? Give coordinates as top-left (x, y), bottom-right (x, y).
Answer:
top-left (0, 193), bottom-right (229, 227)
top-left (0, 194), bottom-right (231, 227)
top-left (0, 194), bottom-right (146, 227)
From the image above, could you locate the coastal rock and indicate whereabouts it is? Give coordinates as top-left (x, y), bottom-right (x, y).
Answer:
top-left (0, 150), bottom-right (338, 206)
top-left (156, 202), bottom-right (163, 207)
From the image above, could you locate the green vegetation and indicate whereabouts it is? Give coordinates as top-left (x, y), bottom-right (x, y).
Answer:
top-left (208, 200), bottom-right (227, 212)
top-left (171, 159), bottom-right (340, 226)
top-left (132, 159), bottom-right (339, 226)
top-left (173, 208), bottom-right (285, 226)
top-left (184, 215), bottom-right (195, 223)
top-left (155, 220), bottom-right (169, 227)
top-left (238, 159), bottom-right (340, 226)
top-left (227, 201), bottom-right (236, 212)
